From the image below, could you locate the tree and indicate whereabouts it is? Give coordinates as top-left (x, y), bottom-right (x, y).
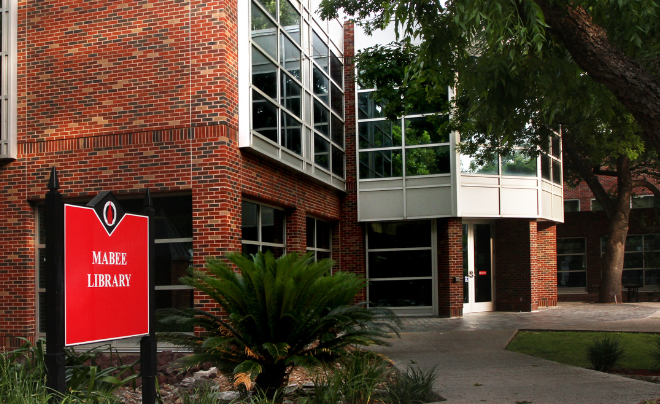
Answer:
top-left (319, 0), bottom-right (660, 302)
top-left (158, 252), bottom-right (400, 397)
top-left (319, 0), bottom-right (660, 155)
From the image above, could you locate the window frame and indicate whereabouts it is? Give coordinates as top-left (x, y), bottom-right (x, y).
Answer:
top-left (563, 199), bottom-right (580, 212)
top-left (247, 0), bottom-right (346, 179)
top-left (357, 90), bottom-right (451, 180)
top-left (557, 237), bottom-right (587, 293)
top-left (365, 220), bottom-right (437, 311)
top-left (305, 216), bottom-right (332, 263)
top-left (601, 234), bottom-right (660, 290)
top-left (241, 199), bottom-right (287, 255)
top-left (0, 0), bottom-right (17, 160)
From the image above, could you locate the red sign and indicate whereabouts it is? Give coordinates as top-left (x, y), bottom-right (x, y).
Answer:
top-left (478, 271), bottom-right (487, 276)
top-left (64, 204), bottom-right (149, 346)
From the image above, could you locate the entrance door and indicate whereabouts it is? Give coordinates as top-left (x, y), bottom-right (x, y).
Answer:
top-left (462, 222), bottom-right (494, 313)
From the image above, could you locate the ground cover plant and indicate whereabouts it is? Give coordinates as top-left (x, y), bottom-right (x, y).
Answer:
top-left (0, 339), bottom-right (137, 404)
top-left (507, 331), bottom-right (658, 371)
top-left (158, 252), bottom-right (401, 398)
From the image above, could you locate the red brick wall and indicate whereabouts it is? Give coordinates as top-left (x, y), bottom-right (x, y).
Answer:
top-left (0, 0), bottom-right (348, 342)
top-left (437, 218), bottom-right (463, 317)
top-left (558, 209), bottom-right (660, 302)
top-left (495, 219), bottom-right (558, 311)
top-left (495, 219), bottom-right (534, 311)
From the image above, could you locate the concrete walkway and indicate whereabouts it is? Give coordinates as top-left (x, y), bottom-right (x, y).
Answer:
top-left (376, 302), bottom-right (660, 404)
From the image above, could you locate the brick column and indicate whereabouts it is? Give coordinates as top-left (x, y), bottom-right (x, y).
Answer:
top-left (286, 207), bottom-right (307, 253)
top-left (495, 219), bottom-right (535, 311)
top-left (494, 219), bottom-right (558, 312)
top-left (438, 218), bottom-right (463, 317)
top-left (339, 22), bottom-right (366, 302)
top-left (535, 222), bottom-right (558, 307)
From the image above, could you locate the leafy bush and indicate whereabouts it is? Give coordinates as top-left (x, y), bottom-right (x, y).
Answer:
top-left (0, 339), bottom-right (137, 404)
top-left (387, 365), bottom-right (438, 404)
top-left (586, 336), bottom-right (624, 372)
top-left (309, 350), bottom-right (391, 404)
top-left (158, 252), bottom-right (400, 397)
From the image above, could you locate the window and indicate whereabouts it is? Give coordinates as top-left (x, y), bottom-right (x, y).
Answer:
top-left (357, 91), bottom-right (450, 179)
top-left (0, 0), bottom-right (16, 160)
top-left (632, 195), bottom-right (660, 209)
top-left (602, 234), bottom-right (660, 289)
top-left (249, 0), bottom-right (345, 178)
top-left (591, 199), bottom-right (604, 211)
top-left (242, 201), bottom-right (286, 257)
top-left (306, 217), bottom-right (331, 261)
top-left (366, 221), bottom-right (434, 308)
top-left (564, 199), bottom-right (580, 212)
top-left (540, 135), bottom-right (562, 184)
top-left (557, 238), bottom-right (587, 290)
top-left (36, 195), bottom-right (195, 334)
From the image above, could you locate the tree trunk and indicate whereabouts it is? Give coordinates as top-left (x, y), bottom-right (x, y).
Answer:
top-left (254, 364), bottom-right (289, 401)
top-left (599, 157), bottom-right (633, 303)
top-left (535, 0), bottom-right (660, 157)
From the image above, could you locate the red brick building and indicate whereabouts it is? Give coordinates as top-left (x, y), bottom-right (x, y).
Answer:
top-left (0, 0), bottom-right (560, 348)
top-left (558, 179), bottom-right (660, 302)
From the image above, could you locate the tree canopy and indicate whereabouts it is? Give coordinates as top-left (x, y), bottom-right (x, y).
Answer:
top-left (319, 0), bottom-right (660, 156)
top-left (319, 0), bottom-right (660, 301)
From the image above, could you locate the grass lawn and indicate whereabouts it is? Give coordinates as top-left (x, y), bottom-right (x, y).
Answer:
top-left (506, 331), bottom-right (659, 370)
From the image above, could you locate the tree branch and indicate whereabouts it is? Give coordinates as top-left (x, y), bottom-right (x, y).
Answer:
top-left (535, 0), bottom-right (660, 157)
top-left (632, 179), bottom-right (660, 198)
top-left (562, 128), bottom-right (615, 218)
top-left (593, 167), bottom-right (619, 177)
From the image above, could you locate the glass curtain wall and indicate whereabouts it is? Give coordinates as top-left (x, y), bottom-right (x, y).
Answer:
top-left (366, 221), bottom-right (434, 309)
top-left (357, 91), bottom-right (451, 179)
top-left (250, 0), bottom-right (345, 178)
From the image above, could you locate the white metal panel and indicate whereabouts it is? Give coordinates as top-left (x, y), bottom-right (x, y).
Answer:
top-left (359, 179), bottom-right (404, 190)
top-left (541, 181), bottom-right (554, 192)
top-left (461, 175), bottom-right (499, 186)
top-left (406, 187), bottom-right (452, 217)
top-left (238, 0), bottom-right (250, 147)
top-left (541, 190), bottom-right (553, 219)
top-left (281, 149), bottom-right (304, 169)
top-left (252, 136), bottom-right (279, 157)
top-left (501, 178), bottom-right (538, 188)
top-left (501, 188), bottom-right (538, 216)
top-left (406, 176), bottom-right (451, 188)
top-left (359, 190), bottom-right (405, 220)
top-left (553, 194), bottom-right (564, 222)
top-left (460, 186), bottom-right (500, 216)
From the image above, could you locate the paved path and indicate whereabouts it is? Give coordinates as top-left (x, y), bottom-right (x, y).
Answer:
top-left (376, 302), bottom-right (660, 404)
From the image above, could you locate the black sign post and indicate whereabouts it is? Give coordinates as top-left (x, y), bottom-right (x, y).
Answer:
top-left (44, 167), bottom-right (157, 403)
top-left (140, 189), bottom-right (157, 404)
top-left (45, 167), bottom-right (66, 403)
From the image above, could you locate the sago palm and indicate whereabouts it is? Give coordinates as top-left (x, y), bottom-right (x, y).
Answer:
top-left (158, 251), bottom-right (400, 396)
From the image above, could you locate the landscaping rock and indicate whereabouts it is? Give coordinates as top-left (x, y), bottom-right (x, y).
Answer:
top-left (193, 366), bottom-right (218, 379)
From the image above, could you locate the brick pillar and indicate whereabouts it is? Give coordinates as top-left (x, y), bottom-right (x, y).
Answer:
top-left (494, 219), bottom-right (558, 312)
top-left (495, 219), bottom-right (535, 311)
top-left (438, 218), bottom-right (463, 317)
top-left (339, 21), bottom-right (366, 302)
top-left (535, 222), bottom-right (558, 307)
top-left (286, 207), bottom-right (307, 253)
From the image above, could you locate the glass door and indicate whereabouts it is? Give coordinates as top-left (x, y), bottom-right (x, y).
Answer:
top-left (462, 222), bottom-right (494, 313)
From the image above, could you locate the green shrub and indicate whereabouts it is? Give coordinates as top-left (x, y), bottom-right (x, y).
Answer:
top-left (648, 335), bottom-right (660, 370)
top-left (308, 350), bottom-right (391, 404)
top-left (158, 252), bottom-right (400, 398)
top-left (387, 365), bottom-right (438, 404)
top-left (0, 339), bottom-right (136, 404)
top-left (586, 336), bottom-right (624, 372)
